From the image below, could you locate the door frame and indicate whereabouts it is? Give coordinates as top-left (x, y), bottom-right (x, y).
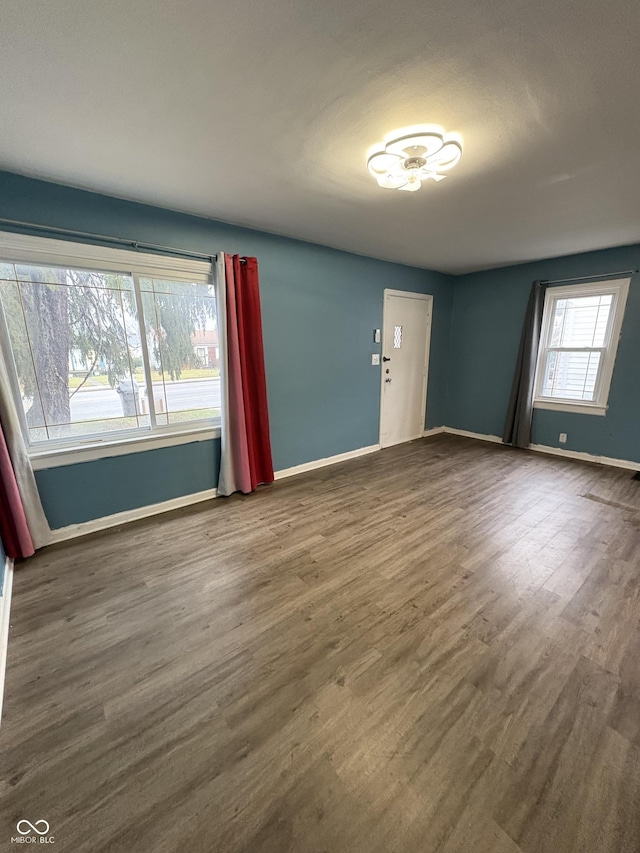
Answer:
top-left (379, 289), bottom-right (433, 448)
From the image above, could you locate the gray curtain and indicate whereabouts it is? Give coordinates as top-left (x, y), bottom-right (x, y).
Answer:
top-left (503, 280), bottom-right (547, 449)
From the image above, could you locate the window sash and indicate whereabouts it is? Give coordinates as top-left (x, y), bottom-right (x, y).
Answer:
top-left (536, 347), bottom-right (606, 403)
top-left (541, 346), bottom-right (606, 353)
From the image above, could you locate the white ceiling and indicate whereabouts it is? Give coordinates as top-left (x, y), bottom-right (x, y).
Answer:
top-left (1, 0), bottom-right (639, 274)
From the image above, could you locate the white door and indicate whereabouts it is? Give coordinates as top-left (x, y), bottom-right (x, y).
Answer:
top-left (380, 289), bottom-right (432, 448)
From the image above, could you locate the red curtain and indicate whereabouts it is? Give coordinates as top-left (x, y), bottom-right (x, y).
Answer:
top-left (222, 255), bottom-right (274, 493)
top-left (0, 422), bottom-right (35, 559)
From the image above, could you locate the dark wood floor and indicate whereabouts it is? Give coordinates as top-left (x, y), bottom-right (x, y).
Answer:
top-left (1, 434), bottom-right (640, 852)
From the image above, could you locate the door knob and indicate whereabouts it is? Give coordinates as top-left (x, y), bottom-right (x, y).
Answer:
top-left (382, 356), bottom-right (391, 362)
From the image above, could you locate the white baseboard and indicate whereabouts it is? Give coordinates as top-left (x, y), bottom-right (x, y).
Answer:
top-left (49, 487), bottom-right (218, 544)
top-left (274, 444), bottom-right (380, 480)
top-left (441, 426), bottom-right (640, 471)
top-left (422, 426), bottom-right (445, 437)
top-left (443, 426), bottom-right (504, 444)
top-left (527, 443), bottom-right (640, 471)
top-left (0, 556), bottom-right (14, 726)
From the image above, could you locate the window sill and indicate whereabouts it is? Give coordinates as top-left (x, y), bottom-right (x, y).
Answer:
top-left (533, 400), bottom-right (607, 417)
top-left (29, 425), bottom-right (221, 471)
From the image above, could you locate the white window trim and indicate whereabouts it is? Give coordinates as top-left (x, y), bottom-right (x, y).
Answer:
top-left (533, 399), bottom-right (608, 416)
top-left (533, 277), bottom-right (630, 416)
top-left (0, 231), bottom-right (212, 280)
top-left (0, 231), bottom-right (220, 468)
top-left (29, 424), bottom-right (220, 470)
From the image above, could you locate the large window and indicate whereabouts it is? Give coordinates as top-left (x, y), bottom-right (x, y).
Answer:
top-left (534, 278), bottom-right (629, 416)
top-left (0, 234), bottom-right (219, 461)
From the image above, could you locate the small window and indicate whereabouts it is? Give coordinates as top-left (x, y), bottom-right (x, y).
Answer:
top-left (0, 233), bottom-right (219, 459)
top-left (534, 278), bottom-right (629, 416)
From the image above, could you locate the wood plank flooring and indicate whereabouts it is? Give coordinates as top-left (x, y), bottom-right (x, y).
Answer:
top-left (1, 434), bottom-right (640, 852)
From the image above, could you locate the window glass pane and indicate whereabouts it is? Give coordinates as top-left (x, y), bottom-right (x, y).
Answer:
top-left (14, 264), bottom-right (133, 292)
top-left (0, 263), bottom-right (148, 444)
top-left (138, 278), bottom-right (220, 425)
top-left (541, 350), bottom-right (601, 400)
top-left (551, 294), bottom-right (612, 348)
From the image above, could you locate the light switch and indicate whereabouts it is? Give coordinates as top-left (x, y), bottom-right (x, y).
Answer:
top-left (373, 329), bottom-right (381, 343)
top-left (371, 354), bottom-right (380, 365)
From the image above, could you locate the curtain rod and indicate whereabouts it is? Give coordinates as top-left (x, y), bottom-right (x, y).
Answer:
top-left (542, 269), bottom-right (637, 286)
top-left (0, 217), bottom-right (220, 263)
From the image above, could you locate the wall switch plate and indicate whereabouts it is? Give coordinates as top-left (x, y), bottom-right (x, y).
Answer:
top-left (559, 432), bottom-right (567, 444)
top-left (371, 354), bottom-right (380, 365)
top-left (373, 329), bottom-right (381, 343)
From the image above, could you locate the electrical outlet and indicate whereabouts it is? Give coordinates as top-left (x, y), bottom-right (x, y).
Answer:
top-left (559, 433), bottom-right (567, 444)
top-left (371, 354), bottom-right (380, 365)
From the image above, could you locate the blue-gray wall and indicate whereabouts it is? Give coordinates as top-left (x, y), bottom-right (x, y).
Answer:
top-left (0, 171), bottom-right (453, 528)
top-left (448, 245), bottom-right (640, 462)
top-left (35, 440), bottom-right (221, 529)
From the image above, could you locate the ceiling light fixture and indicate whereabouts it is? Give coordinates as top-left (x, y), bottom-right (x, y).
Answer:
top-left (367, 127), bottom-right (462, 192)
